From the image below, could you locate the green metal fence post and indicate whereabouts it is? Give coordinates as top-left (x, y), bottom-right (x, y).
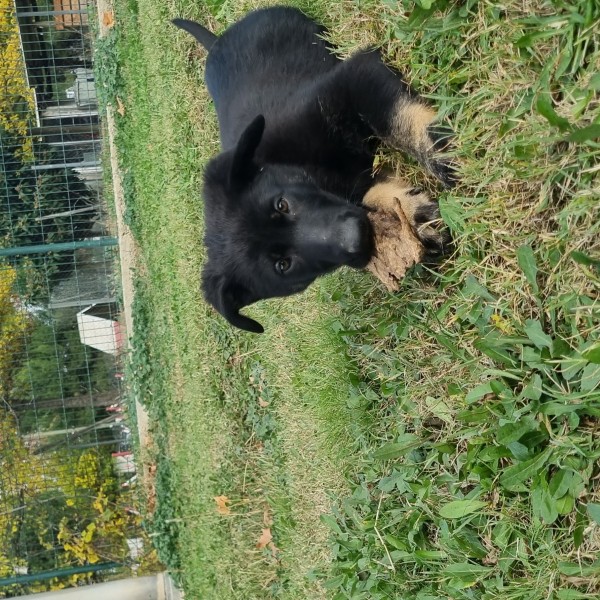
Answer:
top-left (0, 563), bottom-right (121, 587)
top-left (0, 238), bottom-right (118, 257)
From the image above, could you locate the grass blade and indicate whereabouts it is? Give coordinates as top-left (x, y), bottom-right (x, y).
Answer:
top-left (439, 499), bottom-right (487, 519)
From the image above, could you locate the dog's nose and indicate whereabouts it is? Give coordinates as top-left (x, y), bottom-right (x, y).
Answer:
top-left (339, 216), bottom-right (368, 255)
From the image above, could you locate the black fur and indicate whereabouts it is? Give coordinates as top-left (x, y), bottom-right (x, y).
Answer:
top-left (173, 7), bottom-right (454, 333)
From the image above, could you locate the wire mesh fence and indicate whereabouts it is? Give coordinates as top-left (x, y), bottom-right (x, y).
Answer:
top-left (1, 1), bottom-right (154, 594)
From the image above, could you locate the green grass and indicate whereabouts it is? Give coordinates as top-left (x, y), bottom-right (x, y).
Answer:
top-left (98, 0), bottom-right (600, 597)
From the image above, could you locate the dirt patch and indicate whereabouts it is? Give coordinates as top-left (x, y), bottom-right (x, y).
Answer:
top-left (95, 0), bottom-right (157, 515)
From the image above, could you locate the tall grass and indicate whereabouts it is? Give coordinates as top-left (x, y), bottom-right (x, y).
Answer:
top-left (100, 0), bottom-right (599, 597)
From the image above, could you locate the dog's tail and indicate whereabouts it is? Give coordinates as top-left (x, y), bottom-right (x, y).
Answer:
top-left (172, 18), bottom-right (218, 51)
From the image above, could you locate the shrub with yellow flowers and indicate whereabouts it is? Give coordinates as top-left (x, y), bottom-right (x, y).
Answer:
top-left (0, 0), bottom-right (35, 159)
top-left (0, 264), bottom-right (32, 398)
top-left (57, 458), bottom-right (140, 580)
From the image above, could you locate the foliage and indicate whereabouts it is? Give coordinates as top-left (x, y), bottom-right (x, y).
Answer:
top-left (56, 451), bottom-right (137, 572)
top-left (0, 264), bottom-right (31, 399)
top-left (0, 417), bottom-right (65, 497)
top-left (0, 131), bottom-right (97, 301)
top-left (0, 425), bottom-right (137, 595)
top-left (0, 0), bottom-right (35, 159)
top-left (9, 320), bottom-right (114, 406)
top-left (93, 28), bottom-right (122, 113)
top-left (0, 415), bottom-right (71, 593)
top-left (127, 281), bottom-right (181, 577)
top-left (1, 4), bottom-right (100, 301)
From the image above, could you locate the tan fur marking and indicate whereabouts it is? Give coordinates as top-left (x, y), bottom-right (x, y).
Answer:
top-left (363, 179), bottom-right (432, 225)
top-left (363, 175), bottom-right (447, 290)
top-left (390, 100), bottom-right (437, 151)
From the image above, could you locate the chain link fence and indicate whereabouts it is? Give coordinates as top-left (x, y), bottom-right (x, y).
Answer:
top-left (1, 1), bottom-right (154, 594)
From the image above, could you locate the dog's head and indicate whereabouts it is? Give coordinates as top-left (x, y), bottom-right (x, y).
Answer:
top-left (201, 115), bottom-right (372, 333)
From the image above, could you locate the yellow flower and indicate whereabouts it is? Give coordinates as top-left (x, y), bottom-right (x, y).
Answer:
top-left (490, 313), bottom-right (513, 334)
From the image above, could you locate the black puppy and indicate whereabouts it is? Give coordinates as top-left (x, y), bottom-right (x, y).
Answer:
top-left (173, 6), bottom-right (454, 333)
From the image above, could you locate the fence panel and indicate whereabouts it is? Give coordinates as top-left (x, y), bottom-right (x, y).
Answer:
top-left (1, 1), bottom-right (152, 594)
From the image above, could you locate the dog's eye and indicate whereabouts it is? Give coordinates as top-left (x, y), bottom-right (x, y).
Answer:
top-left (275, 258), bottom-right (291, 274)
top-left (275, 197), bottom-right (289, 213)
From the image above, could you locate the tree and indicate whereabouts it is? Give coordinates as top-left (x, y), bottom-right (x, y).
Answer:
top-left (0, 264), bottom-right (31, 399)
top-left (0, 0), bottom-right (35, 159)
top-left (1, 129), bottom-right (97, 301)
top-left (8, 320), bottom-right (117, 434)
top-left (10, 321), bottom-right (115, 400)
top-left (0, 417), bottom-right (135, 594)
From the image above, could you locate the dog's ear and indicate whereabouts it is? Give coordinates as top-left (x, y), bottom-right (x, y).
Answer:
top-left (229, 115), bottom-right (265, 189)
top-left (202, 271), bottom-right (264, 334)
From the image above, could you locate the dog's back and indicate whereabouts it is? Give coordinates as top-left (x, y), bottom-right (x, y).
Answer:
top-left (201, 7), bottom-right (339, 149)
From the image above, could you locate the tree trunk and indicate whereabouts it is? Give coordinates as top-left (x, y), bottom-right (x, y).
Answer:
top-left (12, 391), bottom-right (119, 411)
top-left (26, 414), bottom-right (121, 454)
top-left (30, 125), bottom-right (100, 137)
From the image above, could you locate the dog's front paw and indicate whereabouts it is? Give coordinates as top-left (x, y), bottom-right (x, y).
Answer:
top-left (363, 178), bottom-right (451, 262)
top-left (400, 186), bottom-right (451, 263)
top-left (426, 125), bottom-right (458, 189)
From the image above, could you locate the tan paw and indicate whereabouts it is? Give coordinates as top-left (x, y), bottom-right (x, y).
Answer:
top-left (363, 177), bottom-right (450, 261)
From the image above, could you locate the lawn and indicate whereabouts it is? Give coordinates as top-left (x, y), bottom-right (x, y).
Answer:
top-left (98, 0), bottom-right (600, 598)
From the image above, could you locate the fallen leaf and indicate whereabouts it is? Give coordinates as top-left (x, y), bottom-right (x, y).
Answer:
top-left (263, 506), bottom-right (273, 527)
top-left (116, 96), bottom-right (126, 117)
top-left (256, 528), bottom-right (272, 549)
top-left (258, 398), bottom-right (270, 408)
top-left (102, 11), bottom-right (115, 28)
top-left (214, 495), bottom-right (231, 515)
